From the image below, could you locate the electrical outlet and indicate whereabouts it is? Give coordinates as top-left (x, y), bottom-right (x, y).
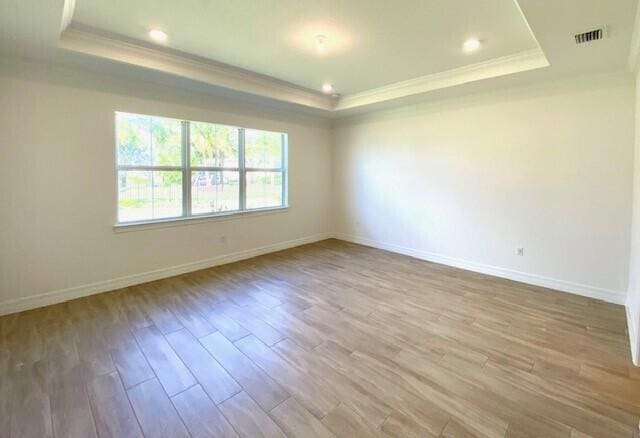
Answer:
top-left (219, 235), bottom-right (227, 244)
top-left (517, 247), bottom-right (524, 256)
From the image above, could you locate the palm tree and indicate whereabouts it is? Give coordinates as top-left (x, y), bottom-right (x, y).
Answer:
top-left (190, 123), bottom-right (238, 210)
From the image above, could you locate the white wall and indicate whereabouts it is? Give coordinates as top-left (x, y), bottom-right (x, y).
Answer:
top-left (0, 59), bottom-right (333, 314)
top-left (0, 58), bottom-right (636, 329)
top-left (627, 69), bottom-right (640, 365)
top-left (333, 73), bottom-right (634, 304)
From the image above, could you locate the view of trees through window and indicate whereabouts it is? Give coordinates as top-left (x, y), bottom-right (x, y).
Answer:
top-left (116, 112), bottom-right (287, 223)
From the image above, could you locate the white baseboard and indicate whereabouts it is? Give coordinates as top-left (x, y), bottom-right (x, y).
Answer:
top-left (2, 230), bottom-right (636, 365)
top-left (0, 230), bottom-right (628, 317)
top-left (627, 305), bottom-right (639, 366)
top-left (334, 233), bottom-right (626, 305)
top-left (0, 232), bottom-right (333, 317)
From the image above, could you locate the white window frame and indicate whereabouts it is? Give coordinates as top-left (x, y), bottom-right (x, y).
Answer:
top-left (115, 112), bottom-right (288, 228)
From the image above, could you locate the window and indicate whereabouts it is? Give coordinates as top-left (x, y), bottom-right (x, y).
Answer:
top-left (116, 112), bottom-right (287, 224)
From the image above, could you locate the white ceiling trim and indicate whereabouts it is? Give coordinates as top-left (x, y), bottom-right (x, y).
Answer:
top-left (59, 25), bottom-right (335, 111)
top-left (335, 49), bottom-right (549, 110)
top-left (58, 23), bottom-right (549, 113)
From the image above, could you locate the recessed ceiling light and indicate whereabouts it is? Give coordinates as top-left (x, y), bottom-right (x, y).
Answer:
top-left (149, 29), bottom-right (168, 43)
top-left (322, 83), bottom-right (334, 94)
top-left (315, 35), bottom-right (327, 53)
top-left (463, 38), bottom-right (481, 52)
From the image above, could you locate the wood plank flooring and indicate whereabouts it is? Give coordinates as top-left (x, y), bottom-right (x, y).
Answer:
top-left (0, 239), bottom-right (638, 437)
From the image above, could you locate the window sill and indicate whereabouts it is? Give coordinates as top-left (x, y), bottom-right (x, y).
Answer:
top-left (113, 206), bottom-right (289, 233)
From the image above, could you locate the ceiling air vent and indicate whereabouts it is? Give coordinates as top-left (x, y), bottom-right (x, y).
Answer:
top-left (574, 27), bottom-right (607, 44)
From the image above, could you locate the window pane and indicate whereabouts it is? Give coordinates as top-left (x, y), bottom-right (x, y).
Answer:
top-left (190, 122), bottom-right (239, 168)
top-left (245, 129), bottom-right (283, 168)
top-left (117, 113), bottom-right (151, 166)
top-left (117, 113), bottom-right (182, 166)
top-left (118, 170), bottom-right (182, 222)
top-left (246, 171), bottom-right (283, 209)
top-left (151, 117), bottom-right (182, 166)
top-left (191, 171), bottom-right (239, 214)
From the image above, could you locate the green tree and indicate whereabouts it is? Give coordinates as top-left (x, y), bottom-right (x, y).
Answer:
top-left (246, 130), bottom-right (281, 168)
top-left (152, 118), bottom-right (182, 187)
top-left (190, 123), bottom-right (238, 210)
top-left (117, 114), bottom-right (150, 167)
top-left (190, 123), bottom-right (238, 167)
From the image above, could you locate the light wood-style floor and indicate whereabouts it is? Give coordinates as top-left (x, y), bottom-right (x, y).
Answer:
top-left (1, 239), bottom-right (638, 438)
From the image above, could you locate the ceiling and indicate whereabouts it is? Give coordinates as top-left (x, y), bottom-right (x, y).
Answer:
top-left (0, 0), bottom-right (638, 115)
top-left (71, 0), bottom-right (539, 95)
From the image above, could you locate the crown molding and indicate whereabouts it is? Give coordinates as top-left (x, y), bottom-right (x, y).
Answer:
top-left (334, 48), bottom-right (549, 111)
top-left (59, 25), bottom-right (549, 113)
top-left (59, 25), bottom-right (336, 111)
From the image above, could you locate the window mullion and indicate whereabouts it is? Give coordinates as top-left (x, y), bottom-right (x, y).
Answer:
top-left (239, 128), bottom-right (246, 211)
top-left (191, 167), bottom-right (240, 172)
top-left (117, 165), bottom-right (182, 171)
top-left (182, 120), bottom-right (191, 217)
top-left (282, 133), bottom-right (287, 207)
top-left (244, 167), bottom-right (283, 172)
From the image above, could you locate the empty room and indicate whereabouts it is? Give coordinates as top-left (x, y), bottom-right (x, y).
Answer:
top-left (2, 0), bottom-right (640, 437)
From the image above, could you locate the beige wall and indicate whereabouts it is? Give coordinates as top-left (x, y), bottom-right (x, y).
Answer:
top-left (0, 60), bottom-right (333, 313)
top-left (333, 72), bottom-right (634, 304)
